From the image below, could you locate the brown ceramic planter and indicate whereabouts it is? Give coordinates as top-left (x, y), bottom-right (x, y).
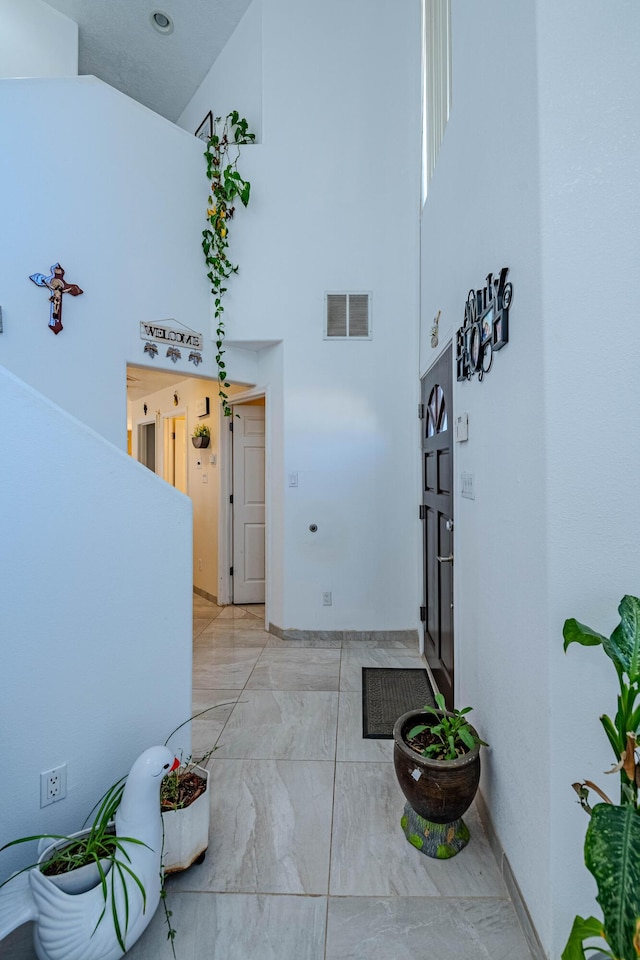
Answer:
top-left (393, 709), bottom-right (481, 824)
top-left (192, 435), bottom-right (210, 448)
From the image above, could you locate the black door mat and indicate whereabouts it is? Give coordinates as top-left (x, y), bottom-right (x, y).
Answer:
top-left (362, 667), bottom-right (437, 739)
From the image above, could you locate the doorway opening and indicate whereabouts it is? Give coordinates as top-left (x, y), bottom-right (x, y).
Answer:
top-left (217, 391), bottom-right (267, 618)
top-left (163, 414), bottom-right (187, 494)
top-left (126, 365), bottom-right (267, 620)
top-left (127, 364), bottom-right (249, 607)
top-left (137, 420), bottom-right (157, 473)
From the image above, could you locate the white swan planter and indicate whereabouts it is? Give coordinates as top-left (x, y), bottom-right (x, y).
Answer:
top-left (0, 746), bottom-right (179, 960)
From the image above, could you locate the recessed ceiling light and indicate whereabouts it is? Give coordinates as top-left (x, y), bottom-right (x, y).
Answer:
top-left (150, 11), bottom-right (174, 34)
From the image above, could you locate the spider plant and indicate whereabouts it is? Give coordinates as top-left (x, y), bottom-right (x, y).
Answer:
top-left (0, 779), bottom-right (148, 952)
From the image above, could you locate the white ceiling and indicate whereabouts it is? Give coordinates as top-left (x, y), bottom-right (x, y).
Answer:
top-left (43, 0), bottom-right (253, 121)
top-left (126, 365), bottom-right (194, 401)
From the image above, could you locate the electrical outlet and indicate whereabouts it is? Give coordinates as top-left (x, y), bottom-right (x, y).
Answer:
top-left (322, 591), bottom-right (332, 606)
top-left (41, 764), bottom-right (67, 807)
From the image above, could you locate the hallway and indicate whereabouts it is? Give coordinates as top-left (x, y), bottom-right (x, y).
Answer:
top-left (4, 596), bottom-right (534, 959)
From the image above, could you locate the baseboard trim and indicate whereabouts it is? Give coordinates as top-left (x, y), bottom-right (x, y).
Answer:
top-left (268, 623), bottom-right (419, 645)
top-left (475, 789), bottom-right (546, 960)
top-left (194, 586), bottom-right (218, 605)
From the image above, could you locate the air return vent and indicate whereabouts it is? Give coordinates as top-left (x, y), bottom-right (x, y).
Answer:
top-left (325, 293), bottom-right (371, 339)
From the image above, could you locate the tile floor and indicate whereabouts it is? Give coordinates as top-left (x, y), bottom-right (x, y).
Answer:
top-left (2, 596), bottom-right (535, 960)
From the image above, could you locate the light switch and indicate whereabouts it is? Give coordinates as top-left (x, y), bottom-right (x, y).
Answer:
top-left (455, 413), bottom-right (469, 442)
top-left (202, 473), bottom-right (208, 483)
top-left (288, 472), bottom-right (298, 487)
top-left (209, 453), bottom-right (217, 465)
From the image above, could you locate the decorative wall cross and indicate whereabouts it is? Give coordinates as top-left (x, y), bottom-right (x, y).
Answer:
top-left (29, 263), bottom-right (83, 334)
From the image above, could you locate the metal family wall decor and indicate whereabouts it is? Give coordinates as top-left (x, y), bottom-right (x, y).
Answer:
top-left (29, 263), bottom-right (83, 334)
top-left (456, 267), bottom-right (513, 382)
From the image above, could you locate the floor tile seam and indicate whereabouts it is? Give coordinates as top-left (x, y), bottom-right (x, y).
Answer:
top-left (243, 685), bottom-right (341, 693)
top-left (324, 659), bottom-right (342, 960)
top-left (169, 889), bottom-right (328, 899)
top-left (208, 757), bottom-right (337, 766)
top-left (170, 889), bottom-right (512, 903)
top-left (208, 691), bottom-right (250, 750)
top-left (325, 894), bottom-right (515, 902)
top-left (210, 754), bottom-right (337, 761)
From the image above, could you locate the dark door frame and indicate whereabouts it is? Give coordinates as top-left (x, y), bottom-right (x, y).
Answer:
top-left (420, 344), bottom-right (454, 708)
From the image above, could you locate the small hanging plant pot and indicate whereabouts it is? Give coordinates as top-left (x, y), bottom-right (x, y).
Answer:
top-left (192, 425), bottom-right (210, 448)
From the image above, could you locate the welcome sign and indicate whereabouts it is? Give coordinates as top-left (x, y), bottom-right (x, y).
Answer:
top-left (140, 321), bottom-right (203, 351)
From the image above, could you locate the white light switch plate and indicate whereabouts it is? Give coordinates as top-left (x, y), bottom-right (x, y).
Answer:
top-left (455, 413), bottom-right (469, 442)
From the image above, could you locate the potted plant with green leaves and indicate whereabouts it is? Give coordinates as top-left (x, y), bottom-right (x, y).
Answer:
top-left (0, 746), bottom-right (178, 960)
top-left (192, 423), bottom-right (210, 448)
top-left (393, 692), bottom-right (487, 858)
top-left (562, 595), bottom-right (640, 960)
top-left (160, 701), bottom-right (235, 877)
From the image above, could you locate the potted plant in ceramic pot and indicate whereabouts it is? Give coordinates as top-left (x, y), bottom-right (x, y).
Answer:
top-left (191, 423), bottom-right (210, 448)
top-left (562, 595), bottom-right (640, 960)
top-left (0, 746), bottom-right (179, 960)
top-left (160, 701), bottom-right (235, 877)
top-left (161, 755), bottom-right (211, 876)
top-left (393, 692), bottom-right (487, 859)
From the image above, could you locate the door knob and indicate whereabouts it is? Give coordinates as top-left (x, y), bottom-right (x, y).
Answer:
top-left (437, 554), bottom-right (454, 563)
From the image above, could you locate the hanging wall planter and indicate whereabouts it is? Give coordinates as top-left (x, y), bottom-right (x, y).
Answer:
top-left (192, 425), bottom-right (210, 448)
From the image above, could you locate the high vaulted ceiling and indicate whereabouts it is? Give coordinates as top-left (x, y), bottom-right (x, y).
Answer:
top-left (43, 0), bottom-right (253, 121)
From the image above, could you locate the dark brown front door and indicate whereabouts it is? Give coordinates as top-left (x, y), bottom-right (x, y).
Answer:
top-left (421, 346), bottom-right (454, 708)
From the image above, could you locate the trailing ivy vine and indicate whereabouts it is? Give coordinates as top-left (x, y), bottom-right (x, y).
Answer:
top-left (202, 111), bottom-right (255, 416)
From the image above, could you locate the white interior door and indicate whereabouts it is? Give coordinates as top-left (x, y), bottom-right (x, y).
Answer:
top-left (232, 404), bottom-right (265, 603)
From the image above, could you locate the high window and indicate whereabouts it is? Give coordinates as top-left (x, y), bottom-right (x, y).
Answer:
top-left (422, 0), bottom-right (452, 202)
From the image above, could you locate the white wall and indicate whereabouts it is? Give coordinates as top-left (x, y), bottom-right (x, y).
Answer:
top-left (0, 366), bottom-right (192, 883)
top-left (0, 76), bottom-right (215, 448)
top-left (420, 1), bottom-right (640, 955)
top-left (0, 0), bottom-right (78, 78)
top-left (179, 0), bottom-right (423, 632)
top-left (0, 73), bottom-right (216, 882)
top-left (178, 0), bottom-right (262, 142)
top-left (420, 0), bottom-right (550, 946)
top-left (538, 1), bottom-right (640, 953)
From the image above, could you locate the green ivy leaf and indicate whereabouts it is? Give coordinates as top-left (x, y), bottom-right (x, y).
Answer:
top-left (202, 112), bottom-right (253, 412)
